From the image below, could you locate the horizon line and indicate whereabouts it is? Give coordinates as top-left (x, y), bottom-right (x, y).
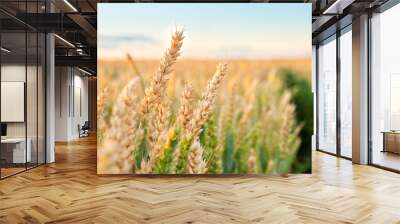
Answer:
top-left (98, 56), bottom-right (311, 61)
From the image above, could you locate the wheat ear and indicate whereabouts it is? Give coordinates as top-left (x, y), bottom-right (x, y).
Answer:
top-left (97, 87), bottom-right (107, 115)
top-left (146, 98), bottom-right (170, 172)
top-left (140, 30), bottom-right (184, 116)
top-left (247, 148), bottom-right (257, 174)
top-left (126, 53), bottom-right (145, 93)
top-left (280, 91), bottom-right (295, 157)
top-left (97, 87), bottom-right (108, 138)
top-left (189, 63), bottom-right (228, 139)
top-left (140, 30), bottom-right (184, 173)
top-left (171, 84), bottom-right (194, 167)
top-left (98, 77), bottom-right (141, 174)
top-left (187, 140), bottom-right (206, 174)
top-left (179, 83), bottom-right (194, 136)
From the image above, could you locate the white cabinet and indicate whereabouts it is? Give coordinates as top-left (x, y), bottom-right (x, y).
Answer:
top-left (1, 138), bottom-right (32, 163)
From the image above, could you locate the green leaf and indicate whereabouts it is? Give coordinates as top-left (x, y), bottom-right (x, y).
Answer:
top-left (175, 137), bottom-right (193, 174)
top-left (234, 126), bottom-right (258, 173)
top-left (257, 139), bottom-right (268, 173)
top-left (279, 69), bottom-right (312, 173)
top-left (200, 114), bottom-right (220, 173)
top-left (135, 128), bottom-right (148, 170)
top-left (222, 127), bottom-right (236, 173)
top-left (154, 128), bottom-right (180, 174)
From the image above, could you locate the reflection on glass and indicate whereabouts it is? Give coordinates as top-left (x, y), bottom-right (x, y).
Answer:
top-left (38, 33), bottom-right (46, 165)
top-left (1, 31), bottom-right (27, 177)
top-left (27, 31), bottom-right (38, 169)
top-left (318, 37), bottom-right (337, 154)
top-left (390, 75), bottom-right (400, 130)
top-left (340, 29), bottom-right (352, 158)
top-left (0, 1), bottom-right (47, 179)
top-left (371, 4), bottom-right (400, 171)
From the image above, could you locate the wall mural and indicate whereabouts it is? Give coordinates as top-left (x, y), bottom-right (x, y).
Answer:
top-left (97, 3), bottom-right (312, 174)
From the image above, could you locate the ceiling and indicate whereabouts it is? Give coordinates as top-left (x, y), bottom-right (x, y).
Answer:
top-left (0, 0), bottom-right (395, 73)
top-left (311, 0), bottom-right (391, 43)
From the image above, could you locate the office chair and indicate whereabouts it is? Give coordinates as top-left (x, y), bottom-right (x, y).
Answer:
top-left (79, 121), bottom-right (90, 138)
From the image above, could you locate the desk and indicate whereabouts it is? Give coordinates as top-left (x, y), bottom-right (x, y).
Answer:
top-left (1, 138), bottom-right (31, 163)
top-left (382, 131), bottom-right (400, 154)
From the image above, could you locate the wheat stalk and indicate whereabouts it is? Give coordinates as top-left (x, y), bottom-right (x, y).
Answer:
top-left (238, 80), bottom-right (257, 127)
top-left (146, 98), bottom-right (170, 172)
top-left (279, 91), bottom-right (295, 157)
top-left (98, 77), bottom-right (141, 174)
top-left (189, 63), bottom-right (228, 139)
top-left (140, 30), bottom-right (184, 116)
top-left (179, 83), bottom-right (194, 136)
top-left (126, 53), bottom-right (142, 77)
top-left (97, 87), bottom-right (109, 139)
top-left (138, 30), bottom-right (184, 173)
top-left (126, 53), bottom-right (145, 93)
top-left (187, 139), bottom-right (206, 174)
top-left (247, 148), bottom-right (257, 174)
top-left (97, 87), bottom-right (107, 115)
top-left (216, 104), bottom-right (227, 148)
top-left (174, 63), bottom-right (228, 173)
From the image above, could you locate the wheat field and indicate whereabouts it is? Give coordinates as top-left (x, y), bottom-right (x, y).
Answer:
top-left (97, 30), bottom-right (311, 174)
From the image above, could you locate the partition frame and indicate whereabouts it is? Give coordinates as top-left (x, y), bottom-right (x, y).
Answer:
top-left (315, 23), bottom-right (353, 161)
top-left (0, 0), bottom-right (48, 180)
top-left (367, 1), bottom-right (400, 173)
top-left (315, 0), bottom-right (400, 173)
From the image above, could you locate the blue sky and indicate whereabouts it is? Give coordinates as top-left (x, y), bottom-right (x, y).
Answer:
top-left (98, 3), bottom-right (311, 59)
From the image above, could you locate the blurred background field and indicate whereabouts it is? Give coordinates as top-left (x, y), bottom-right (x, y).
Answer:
top-left (98, 58), bottom-right (311, 95)
top-left (98, 57), bottom-right (312, 173)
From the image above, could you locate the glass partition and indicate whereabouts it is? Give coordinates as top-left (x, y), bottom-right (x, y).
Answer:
top-left (0, 2), bottom-right (46, 179)
top-left (27, 30), bottom-right (38, 169)
top-left (339, 27), bottom-right (352, 158)
top-left (317, 36), bottom-right (337, 154)
top-left (371, 4), bottom-right (400, 171)
top-left (38, 32), bottom-right (45, 165)
top-left (26, 0), bottom-right (43, 169)
top-left (1, 30), bottom-right (28, 177)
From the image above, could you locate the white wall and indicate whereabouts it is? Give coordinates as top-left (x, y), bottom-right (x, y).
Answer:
top-left (1, 63), bottom-right (46, 164)
top-left (1, 65), bottom-right (34, 138)
top-left (352, 14), bottom-right (369, 164)
top-left (1, 66), bottom-right (26, 138)
top-left (55, 67), bottom-right (70, 141)
top-left (55, 67), bottom-right (89, 141)
top-left (46, 33), bottom-right (55, 163)
top-left (70, 72), bottom-right (89, 139)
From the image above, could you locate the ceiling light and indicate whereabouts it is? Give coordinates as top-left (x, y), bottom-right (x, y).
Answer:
top-left (63, 0), bottom-right (78, 12)
top-left (323, 0), bottom-right (340, 14)
top-left (1, 47), bottom-right (11, 53)
top-left (76, 48), bottom-right (85, 55)
top-left (78, 67), bottom-right (93, 76)
top-left (323, 0), bottom-right (354, 15)
top-left (54, 34), bottom-right (75, 48)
